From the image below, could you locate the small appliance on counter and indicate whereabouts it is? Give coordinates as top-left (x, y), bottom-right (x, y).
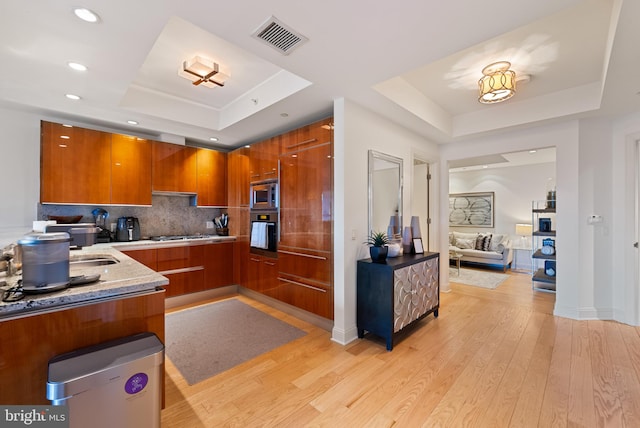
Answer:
top-left (18, 232), bottom-right (71, 292)
top-left (115, 217), bottom-right (141, 242)
top-left (92, 208), bottom-right (111, 243)
top-left (45, 223), bottom-right (99, 248)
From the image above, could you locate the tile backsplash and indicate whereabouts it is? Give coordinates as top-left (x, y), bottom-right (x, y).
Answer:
top-left (38, 195), bottom-right (225, 238)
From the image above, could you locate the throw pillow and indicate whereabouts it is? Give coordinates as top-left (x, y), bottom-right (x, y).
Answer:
top-left (474, 234), bottom-right (485, 250)
top-left (490, 234), bottom-right (505, 252)
top-left (455, 238), bottom-right (474, 249)
top-left (482, 234), bottom-right (493, 251)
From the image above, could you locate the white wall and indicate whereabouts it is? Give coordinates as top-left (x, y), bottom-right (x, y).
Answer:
top-left (332, 98), bottom-right (440, 345)
top-left (449, 162), bottom-right (556, 244)
top-left (0, 106), bottom-right (41, 246)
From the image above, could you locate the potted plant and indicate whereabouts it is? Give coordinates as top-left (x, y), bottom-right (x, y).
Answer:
top-left (364, 231), bottom-right (390, 263)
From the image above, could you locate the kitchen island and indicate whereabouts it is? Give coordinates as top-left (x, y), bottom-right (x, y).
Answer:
top-left (0, 243), bottom-right (173, 405)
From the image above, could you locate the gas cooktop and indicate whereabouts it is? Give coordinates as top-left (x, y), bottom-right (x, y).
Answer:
top-left (149, 234), bottom-right (217, 241)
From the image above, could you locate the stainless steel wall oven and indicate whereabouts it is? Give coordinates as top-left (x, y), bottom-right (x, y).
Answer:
top-left (249, 210), bottom-right (278, 258)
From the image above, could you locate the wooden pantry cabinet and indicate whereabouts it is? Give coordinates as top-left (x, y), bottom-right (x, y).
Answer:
top-left (41, 121), bottom-right (112, 204)
top-left (248, 137), bottom-right (280, 183)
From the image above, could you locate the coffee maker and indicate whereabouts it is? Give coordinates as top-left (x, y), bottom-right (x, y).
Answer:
top-left (115, 217), bottom-right (141, 242)
top-left (92, 208), bottom-right (111, 243)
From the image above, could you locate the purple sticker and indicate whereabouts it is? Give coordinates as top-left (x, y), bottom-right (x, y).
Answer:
top-left (124, 372), bottom-right (148, 394)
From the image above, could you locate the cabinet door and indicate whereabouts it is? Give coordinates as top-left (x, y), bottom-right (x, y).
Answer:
top-left (40, 121), bottom-right (112, 204)
top-left (122, 248), bottom-right (157, 270)
top-left (286, 117), bottom-right (332, 153)
top-left (111, 134), bottom-right (152, 205)
top-left (196, 148), bottom-right (227, 207)
top-left (152, 141), bottom-right (197, 193)
top-left (393, 258), bottom-right (439, 332)
top-left (276, 276), bottom-right (333, 319)
top-left (279, 140), bottom-right (332, 251)
top-left (227, 147), bottom-right (250, 208)
top-left (203, 242), bottom-right (234, 289)
top-left (249, 137), bottom-right (280, 182)
top-left (412, 258), bottom-right (439, 319)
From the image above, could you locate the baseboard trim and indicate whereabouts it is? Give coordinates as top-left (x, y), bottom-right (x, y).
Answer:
top-left (331, 325), bottom-right (359, 346)
top-left (165, 285), bottom-right (239, 309)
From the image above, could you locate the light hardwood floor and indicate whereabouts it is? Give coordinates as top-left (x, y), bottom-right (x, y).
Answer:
top-left (161, 269), bottom-right (640, 427)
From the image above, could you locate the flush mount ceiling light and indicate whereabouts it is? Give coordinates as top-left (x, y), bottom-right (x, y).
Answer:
top-left (478, 61), bottom-right (516, 104)
top-left (178, 56), bottom-right (229, 88)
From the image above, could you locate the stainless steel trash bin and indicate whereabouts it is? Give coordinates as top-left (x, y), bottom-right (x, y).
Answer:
top-left (47, 332), bottom-right (164, 428)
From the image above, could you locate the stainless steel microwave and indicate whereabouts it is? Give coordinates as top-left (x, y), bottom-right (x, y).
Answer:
top-left (250, 181), bottom-right (278, 209)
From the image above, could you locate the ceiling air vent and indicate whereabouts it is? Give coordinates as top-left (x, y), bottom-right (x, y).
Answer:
top-left (252, 16), bottom-right (308, 55)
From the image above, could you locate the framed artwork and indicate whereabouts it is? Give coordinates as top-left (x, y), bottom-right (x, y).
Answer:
top-left (449, 192), bottom-right (495, 228)
top-left (413, 238), bottom-right (424, 254)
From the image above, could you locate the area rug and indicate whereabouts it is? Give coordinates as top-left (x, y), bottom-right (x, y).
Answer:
top-left (165, 299), bottom-right (306, 385)
top-left (449, 267), bottom-right (508, 289)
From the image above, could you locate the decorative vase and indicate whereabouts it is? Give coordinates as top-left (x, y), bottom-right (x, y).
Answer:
top-left (410, 216), bottom-right (421, 239)
top-left (402, 226), bottom-right (413, 254)
top-left (369, 246), bottom-right (388, 263)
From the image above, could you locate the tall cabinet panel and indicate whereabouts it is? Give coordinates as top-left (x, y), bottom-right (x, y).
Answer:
top-left (196, 148), bottom-right (227, 207)
top-left (40, 121), bottom-right (112, 204)
top-left (152, 141), bottom-right (197, 193)
top-left (277, 117), bottom-right (333, 319)
top-left (111, 134), bottom-right (152, 205)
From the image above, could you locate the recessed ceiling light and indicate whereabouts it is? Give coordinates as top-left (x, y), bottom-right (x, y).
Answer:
top-left (280, 113), bottom-right (289, 117)
top-left (127, 120), bottom-right (138, 125)
top-left (529, 150), bottom-right (537, 154)
top-left (482, 165), bottom-right (488, 169)
top-left (73, 8), bottom-right (99, 23)
top-left (65, 94), bottom-right (81, 100)
top-left (67, 62), bottom-right (87, 71)
top-left (209, 137), bottom-right (219, 142)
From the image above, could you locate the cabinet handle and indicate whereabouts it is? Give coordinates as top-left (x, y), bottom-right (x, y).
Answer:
top-left (277, 277), bottom-right (327, 293)
top-left (278, 250), bottom-right (327, 260)
top-left (264, 261), bottom-right (276, 266)
top-left (250, 258), bottom-right (261, 262)
top-left (158, 266), bottom-right (204, 275)
top-left (286, 138), bottom-right (317, 150)
top-left (250, 174), bottom-right (260, 178)
top-left (263, 171), bottom-right (276, 175)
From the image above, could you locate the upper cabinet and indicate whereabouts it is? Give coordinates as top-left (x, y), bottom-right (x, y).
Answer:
top-left (151, 141), bottom-right (197, 194)
top-left (41, 121), bottom-right (112, 204)
top-left (111, 134), bottom-right (152, 205)
top-left (227, 146), bottom-right (250, 208)
top-left (283, 117), bottom-right (333, 154)
top-left (248, 137), bottom-right (280, 183)
top-left (196, 148), bottom-right (227, 207)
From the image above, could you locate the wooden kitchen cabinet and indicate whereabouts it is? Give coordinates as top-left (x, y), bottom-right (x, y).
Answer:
top-left (111, 133), bottom-right (152, 205)
top-left (122, 248), bottom-right (157, 270)
top-left (196, 148), bottom-right (227, 207)
top-left (357, 253), bottom-right (439, 350)
top-left (152, 141), bottom-right (197, 193)
top-left (227, 146), bottom-right (250, 208)
top-left (247, 254), bottom-right (278, 298)
top-left (279, 127), bottom-right (333, 251)
top-left (248, 137), bottom-right (280, 183)
top-left (277, 117), bottom-right (333, 319)
top-left (40, 121), bottom-right (112, 204)
top-left (203, 242), bottom-right (234, 289)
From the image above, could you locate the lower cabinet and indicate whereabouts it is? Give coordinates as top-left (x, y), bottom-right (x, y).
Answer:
top-left (122, 242), bottom-right (233, 298)
top-left (247, 254), bottom-right (278, 298)
top-left (357, 253), bottom-right (439, 350)
top-left (276, 275), bottom-right (333, 319)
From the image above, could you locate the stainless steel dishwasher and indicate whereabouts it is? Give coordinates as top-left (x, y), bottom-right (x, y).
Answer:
top-left (47, 332), bottom-right (164, 428)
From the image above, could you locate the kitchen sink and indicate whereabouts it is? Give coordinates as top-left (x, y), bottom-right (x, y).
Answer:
top-left (69, 254), bottom-right (120, 266)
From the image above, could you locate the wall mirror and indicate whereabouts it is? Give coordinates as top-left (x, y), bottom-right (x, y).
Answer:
top-left (368, 150), bottom-right (403, 237)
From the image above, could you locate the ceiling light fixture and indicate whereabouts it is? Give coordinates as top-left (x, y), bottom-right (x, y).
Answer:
top-left (178, 56), bottom-right (229, 88)
top-left (65, 94), bottom-right (81, 100)
top-left (127, 120), bottom-right (138, 125)
top-left (478, 61), bottom-right (516, 104)
top-left (67, 62), bottom-right (87, 71)
top-left (73, 8), bottom-right (99, 23)
top-left (209, 137), bottom-right (219, 142)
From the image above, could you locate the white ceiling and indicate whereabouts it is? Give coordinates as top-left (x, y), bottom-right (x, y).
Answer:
top-left (1, 0), bottom-right (638, 149)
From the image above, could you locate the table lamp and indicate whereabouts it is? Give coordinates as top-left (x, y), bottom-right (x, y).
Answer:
top-left (515, 223), bottom-right (533, 247)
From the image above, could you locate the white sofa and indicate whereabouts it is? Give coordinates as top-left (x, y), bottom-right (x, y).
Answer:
top-left (448, 231), bottom-right (513, 272)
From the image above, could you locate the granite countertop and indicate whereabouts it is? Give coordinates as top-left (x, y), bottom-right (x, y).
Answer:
top-left (0, 235), bottom-right (237, 320)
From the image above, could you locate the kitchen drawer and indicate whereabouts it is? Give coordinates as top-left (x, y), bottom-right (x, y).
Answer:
top-left (277, 247), bottom-right (331, 285)
top-left (203, 242), bottom-right (234, 289)
top-left (162, 269), bottom-right (205, 297)
top-left (157, 245), bottom-right (204, 271)
top-left (276, 274), bottom-right (333, 319)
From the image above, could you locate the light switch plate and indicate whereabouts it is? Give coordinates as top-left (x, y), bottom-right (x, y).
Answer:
top-left (206, 221), bottom-right (214, 229)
